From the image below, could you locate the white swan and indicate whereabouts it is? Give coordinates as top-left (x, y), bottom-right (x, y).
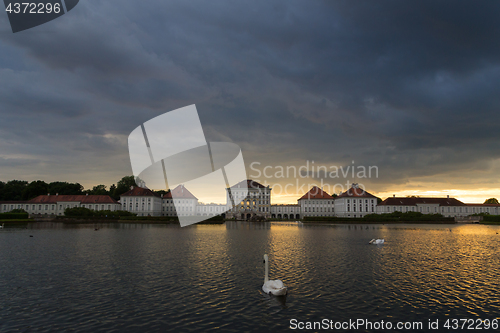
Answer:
top-left (262, 254), bottom-right (287, 296)
top-left (369, 238), bottom-right (385, 244)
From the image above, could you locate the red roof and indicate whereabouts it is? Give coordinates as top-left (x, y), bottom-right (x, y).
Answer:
top-left (121, 187), bottom-right (160, 197)
top-left (379, 197), bottom-right (466, 206)
top-left (29, 195), bottom-right (119, 204)
top-left (231, 179), bottom-right (267, 189)
top-left (298, 186), bottom-right (334, 200)
top-left (337, 186), bottom-right (377, 199)
top-left (170, 185), bottom-right (197, 199)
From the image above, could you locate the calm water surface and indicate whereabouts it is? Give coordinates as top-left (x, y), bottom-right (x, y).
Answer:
top-left (1, 222), bottom-right (499, 332)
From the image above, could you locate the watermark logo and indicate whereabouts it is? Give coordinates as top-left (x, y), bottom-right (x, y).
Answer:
top-left (4, 0), bottom-right (79, 33)
top-left (128, 105), bottom-right (248, 227)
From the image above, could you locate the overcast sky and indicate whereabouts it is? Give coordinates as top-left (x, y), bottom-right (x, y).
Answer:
top-left (1, 1), bottom-right (499, 203)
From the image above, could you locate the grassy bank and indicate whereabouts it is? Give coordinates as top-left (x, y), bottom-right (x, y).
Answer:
top-left (304, 212), bottom-right (455, 224)
top-left (0, 219), bottom-right (33, 223)
top-left (0, 212), bottom-right (29, 220)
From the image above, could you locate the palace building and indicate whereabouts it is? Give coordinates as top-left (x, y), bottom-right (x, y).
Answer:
top-left (0, 194), bottom-right (121, 216)
top-left (296, 186), bottom-right (335, 218)
top-left (2, 179), bottom-right (499, 220)
top-left (377, 196), bottom-right (500, 218)
top-left (225, 179), bottom-right (272, 220)
top-left (334, 183), bottom-right (378, 218)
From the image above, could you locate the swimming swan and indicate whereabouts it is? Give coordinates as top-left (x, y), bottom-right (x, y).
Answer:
top-left (262, 254), bottom-right (287, 296)
top-left (369, 238), bottom-right (385, 244)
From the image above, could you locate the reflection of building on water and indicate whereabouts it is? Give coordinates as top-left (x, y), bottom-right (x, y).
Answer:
top-left (1, 180), bottom-right (499, 220)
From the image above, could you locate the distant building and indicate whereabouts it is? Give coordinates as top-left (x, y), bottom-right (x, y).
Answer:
top-left (3, 179), bottom-right (499, 220)
top-left (465, 203), bottom-right (500, 216)
top-left (377, 196), bottom-right (500, 217)
top-left (296, 186), bottom-right (335, 218)
top-left (166, 185), bottom-right (198, 218)
top-left (120, 186), bottom-right (162, 216)
top-left (334, 183), bottom-right (378, 218)
top-left (271, 204), bottom-right (301, 219)
top-left (0, 194), bottom-right (120, 216)
top-left (226, 179), bottom-right (272, 220)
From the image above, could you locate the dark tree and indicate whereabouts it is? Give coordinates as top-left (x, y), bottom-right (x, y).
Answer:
top-left (484, 198), bottom-right (499, 204)
top-left (113, 176), bottom-right (137, 198)
top-left (1, 180), bottom-right (28, 201)
top-left (91, 184), bottom-right (108, 195)
top-left (22, 180), bottom-right (49, 200)
top-left (48, 182), bottom-right (84, 195)
top-left (154, 189), bottom-right (170, 197)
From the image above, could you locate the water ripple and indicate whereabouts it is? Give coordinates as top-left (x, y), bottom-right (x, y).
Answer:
top-left (0, 223), bottom-right (499, 332)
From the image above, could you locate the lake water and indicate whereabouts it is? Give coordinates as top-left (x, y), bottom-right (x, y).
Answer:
top-left (1, 222), bottom-right (499, 332)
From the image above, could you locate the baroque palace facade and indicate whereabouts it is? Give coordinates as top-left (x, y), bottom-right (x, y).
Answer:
top-left (1, 180), bottom-right (499, 219)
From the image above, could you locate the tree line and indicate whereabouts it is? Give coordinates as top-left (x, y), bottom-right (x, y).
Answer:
top-left (0, 176), bottom-right (168, 201)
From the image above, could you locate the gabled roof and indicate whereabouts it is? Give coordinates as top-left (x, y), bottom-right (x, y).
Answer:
top-left (170, 185), bottom-right (197, 199)
top-left (298, 186), bottom-right (334, 200)
top-left (121, 187), bottom-right (160, 197)
top-left (29, 195), bottom-right (119, 204)
top-left (337, 186), bottom-right (377, 199)
top-left (231, 179), bottom-right (267, 189)
top-left (379, 197), bottom-right (466, 206)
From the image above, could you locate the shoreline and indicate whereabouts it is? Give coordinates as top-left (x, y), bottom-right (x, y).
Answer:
top-left (1, 219), bottom-right (492, 225)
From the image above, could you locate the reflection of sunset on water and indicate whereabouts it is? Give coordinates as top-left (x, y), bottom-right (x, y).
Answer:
top-left (1, 222), bottom-right (500, 331)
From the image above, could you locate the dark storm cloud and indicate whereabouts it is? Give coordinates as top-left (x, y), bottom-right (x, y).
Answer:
top-left (0, 0), bottom-right (499, 192)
